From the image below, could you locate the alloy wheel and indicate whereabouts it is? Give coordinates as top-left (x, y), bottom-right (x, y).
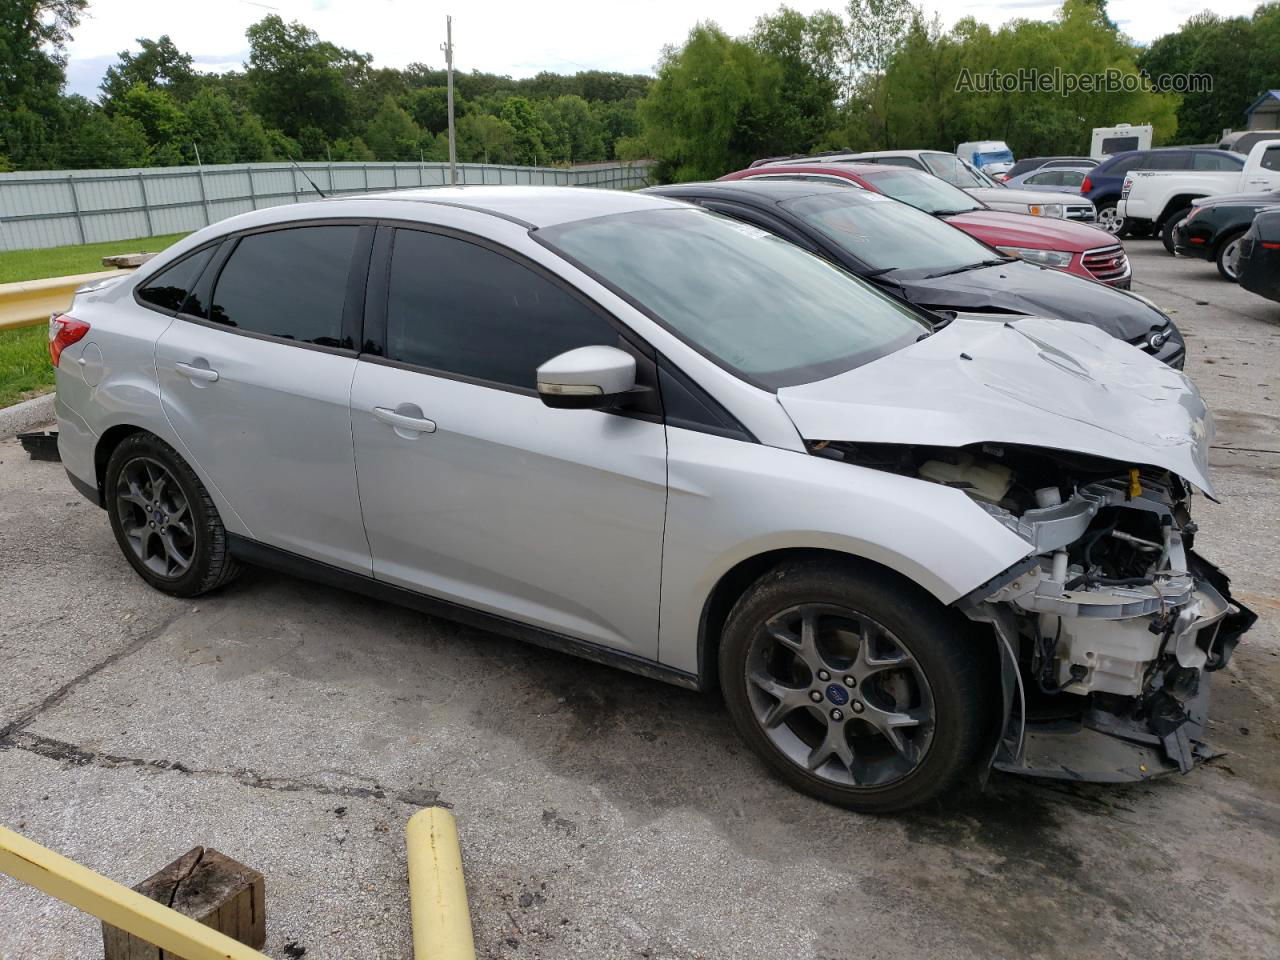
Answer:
top-left (114, 456), bottom-right (196, 579)
top-left (1221, 238), bottom-right (1242, 279)
top-left (1098, 206), bottom-right (1124, 235)
top-left (745, 603), bottom-right (935, 787)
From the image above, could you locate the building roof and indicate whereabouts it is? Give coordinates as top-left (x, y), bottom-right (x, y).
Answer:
top-left (1245, 90), bottom-right (1280, 117)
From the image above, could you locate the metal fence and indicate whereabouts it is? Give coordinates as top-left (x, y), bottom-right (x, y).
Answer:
top-left (0, 160), bottom-right (653, 251)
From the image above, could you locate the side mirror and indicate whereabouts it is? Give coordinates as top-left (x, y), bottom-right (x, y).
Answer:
top-left (536, 345), bottom-right (637, 410)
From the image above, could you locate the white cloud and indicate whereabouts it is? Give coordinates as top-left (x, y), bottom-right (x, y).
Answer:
top-left (62, 0), bottom-right (1256, 99)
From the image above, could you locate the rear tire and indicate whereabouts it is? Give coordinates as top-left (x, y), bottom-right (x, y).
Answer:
top-left (1162, 208), bottom-right (1192, 255)
top-left (105, 433), bottom-right (239, 597)
top-left (719, 560), bottom-right (985, 814)
top-left (1096, 202), bottom-right (1126, 237)
top-left (1215, 229), bottom-right (1247, 281)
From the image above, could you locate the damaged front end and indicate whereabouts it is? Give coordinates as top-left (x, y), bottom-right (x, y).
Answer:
top-left (816, 440), bottom-right (1257, 783)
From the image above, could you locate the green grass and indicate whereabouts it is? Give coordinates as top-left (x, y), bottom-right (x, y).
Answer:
top-left (0, 325), bottom-right (53, 408)
top-left (0, 232), bottom-right (191, 407)
top-left (0, 232), bottom-right (190, 284)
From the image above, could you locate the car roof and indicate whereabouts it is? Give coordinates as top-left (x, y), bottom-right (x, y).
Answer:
top-left (650, 179), bottom-right (872, 204)
top-left (339, 185), bottom-right (687, 228)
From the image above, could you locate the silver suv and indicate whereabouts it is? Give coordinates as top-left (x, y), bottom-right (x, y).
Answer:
top-left (53, 187), bottom-right (1254, 812)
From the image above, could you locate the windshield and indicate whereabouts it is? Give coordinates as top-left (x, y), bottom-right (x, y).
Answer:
top-left (540, 208), bottom-right (930, 390)
top-left (977, 149), bottom-right (1014, 166)
top-left (922, 153), bottom-right (988, 188)
top-left (855, 168), bottom-right (984, 215)
top-left (782, 193), bottom-right (996, 273)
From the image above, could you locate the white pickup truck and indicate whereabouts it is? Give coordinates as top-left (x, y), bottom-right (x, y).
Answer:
top-left (1119, 139), bottom-right (1280, 249)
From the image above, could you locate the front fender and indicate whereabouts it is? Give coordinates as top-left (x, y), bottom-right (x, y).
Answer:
top-left (656, 428), bottom-right (1033, 675)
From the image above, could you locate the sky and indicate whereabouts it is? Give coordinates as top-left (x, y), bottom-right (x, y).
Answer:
top-left (62, 0), bottom-right (1258, 100)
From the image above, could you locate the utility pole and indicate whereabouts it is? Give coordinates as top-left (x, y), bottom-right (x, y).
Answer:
top-left (441, 15), bottom-right (457, 185)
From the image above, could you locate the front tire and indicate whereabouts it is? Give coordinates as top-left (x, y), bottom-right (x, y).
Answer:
top-left (1216, 229), bottom-right (1246, 281)
top-left (719, 560), bottom-right (985, 813)
top-left (105, 433), bottom-right (239, 597)
top-left (1162, 208), bottom-right (1192, 255)
top-left (1096, 201), bottom-right (1126, 237)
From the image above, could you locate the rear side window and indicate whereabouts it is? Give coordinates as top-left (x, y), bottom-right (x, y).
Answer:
top-left (1026, 171), bottom-right (1062, 186)
top-left (136, 247), bottom-right (215, 313)
top-left (1193, 153), bottom-right (1244, 171)
top-left (1144, 152), bottom-right (1191, 170)
top-left (208, 226), bottom-right (359, 347)
top-left (1261, 147), bottom-right (1280, 172)
top-left (1104, 155), bottom-right (1144, 176)
top-left (384, 229), bottom-right (618, 390)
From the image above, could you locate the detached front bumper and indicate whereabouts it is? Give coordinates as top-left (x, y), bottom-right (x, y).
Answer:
top-left (967, 551), bottom-right (1256, 784)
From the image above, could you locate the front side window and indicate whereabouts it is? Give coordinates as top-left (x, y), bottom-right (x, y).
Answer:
top-left (541, 208), bottom-right (929, 390)
top-left (385, 229), bottom-right (618, 390)
top-left (855, 168), bottom-right (984, 215)
top-left (137, 246), bottom-right (215, 313)
top-left (781, 192), bottom-right (997, 275)
top-left (209, 226), bottom-right (359, 346)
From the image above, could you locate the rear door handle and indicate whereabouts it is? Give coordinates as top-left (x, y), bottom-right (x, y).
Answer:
top-left (175, 361), bottom-right (219, 382)
top-left (373, 406), bottom-right (437, 434)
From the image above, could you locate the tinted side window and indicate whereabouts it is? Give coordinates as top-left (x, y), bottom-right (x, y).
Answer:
top-left (209, 226), bottom-right (359, 346)
top-left (875, 156), bottom-right (925, 170)
top-left (1026, 171), bottom-right (1061, 186)
top-left (1193, 152), bottom-right (1240, 171)
top-left (1145, 152), bottom-right (1191, 170)
top-left (1105, 155), bottom-right (1144, 176)
top-left (385, 230), bottom-right (618, 390)
top-left (1261, 147), bottom-right (1280, 172)
top-left (137, 247), bottom-right (215, 313)
top-left (1058, 170), bottom-right (1086, 187)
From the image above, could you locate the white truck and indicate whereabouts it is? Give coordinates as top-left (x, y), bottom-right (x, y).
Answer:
top-left (1118, 139), bottom-right (1280, 249)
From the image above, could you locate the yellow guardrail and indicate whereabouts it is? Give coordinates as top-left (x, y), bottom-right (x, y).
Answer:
top-left (0, 270), bottom-right (129, 332)
top-left (0, 808), bottom-right (476, 959)
top-left (0, 824), bottom-right (270, 960)
top-left (407, 808), bottom-right (477, 960)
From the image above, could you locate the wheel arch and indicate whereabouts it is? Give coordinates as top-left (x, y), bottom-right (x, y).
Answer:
top-left (695, 547), bottom-right (975, 695)
top-left (1158, 194), bottom-right (1206, 224)
top-left (92, 424), bottom-right (147, 505)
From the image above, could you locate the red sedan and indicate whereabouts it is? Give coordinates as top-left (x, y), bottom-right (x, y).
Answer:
top-left (719, 163), bottom-right (1131, 287)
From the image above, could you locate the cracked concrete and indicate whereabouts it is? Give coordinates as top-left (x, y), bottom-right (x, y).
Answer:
top-left (1, 242), bottom-right (1278, 960)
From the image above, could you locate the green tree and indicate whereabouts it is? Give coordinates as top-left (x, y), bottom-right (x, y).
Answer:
top-left (245, 15), bottom-right (365, 139)
top-left (499, 96), bottom-right (550, 164)
top-left (844, 0), bottom-right (914, 143)
top-left (458, 113), bottom-right (517, 163)
top-left (365, 95), bottom-right (422, 160)
top-left (403, 86), bottom-right (454, 134)
top-left (751, 7), bottom-right (845, 151)
top-left (639, 23), bottom-right (785, 181)
top-left (116, 83), bottom-right (190, 165)
top-left (100, 35), bottom-right (196, 107)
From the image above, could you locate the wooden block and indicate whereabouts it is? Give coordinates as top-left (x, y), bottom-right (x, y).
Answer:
top-left (101, 253), bottom-right (157, 269)
top-left (102, 846), bottom-right (266, 959)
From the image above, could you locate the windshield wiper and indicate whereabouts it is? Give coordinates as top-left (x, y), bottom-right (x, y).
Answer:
top-left (932, 208), bottom-right (981, 216)
top-left (863, 266), bottom-right (898, 277)
top-left (923, 258), bottom-right (1009, 279)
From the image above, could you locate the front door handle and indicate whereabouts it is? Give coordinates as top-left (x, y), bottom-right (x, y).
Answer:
top-left (374, 405), bottom-right (437, 434)
top-left (175, 361), bottom-right (219, 382)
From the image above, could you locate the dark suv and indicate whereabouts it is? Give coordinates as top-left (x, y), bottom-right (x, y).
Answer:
top-left (1082, 148), bottom-right (1244, 236)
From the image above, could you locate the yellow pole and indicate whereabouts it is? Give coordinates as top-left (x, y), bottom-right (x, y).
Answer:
top-left (405, 808), bottom-right (476, 960)
top-left (0, 825), bottom-right (270, 960)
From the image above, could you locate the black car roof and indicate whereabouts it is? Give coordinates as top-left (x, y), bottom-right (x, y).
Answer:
top-left (645, 179), bottom-right (867, 205)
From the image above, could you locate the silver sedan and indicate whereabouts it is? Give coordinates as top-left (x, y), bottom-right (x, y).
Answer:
top-left (51, 187), bottom-right (1254, 812)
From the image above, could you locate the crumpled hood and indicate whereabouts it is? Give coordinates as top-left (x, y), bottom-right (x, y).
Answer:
top-left (777, 316), bottom-right (1215, 495)
top-left (890, 260), bottom-right (1162, 340)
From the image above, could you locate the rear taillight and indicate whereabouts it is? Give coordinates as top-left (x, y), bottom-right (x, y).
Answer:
top-left (48, 314), bottom-right (90, 367)
top-left (1080, 176), bottom-right (1092, 193)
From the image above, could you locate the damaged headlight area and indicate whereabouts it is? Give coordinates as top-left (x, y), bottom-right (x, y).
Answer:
top-left (811, 439), bottom-right (1258, 782)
